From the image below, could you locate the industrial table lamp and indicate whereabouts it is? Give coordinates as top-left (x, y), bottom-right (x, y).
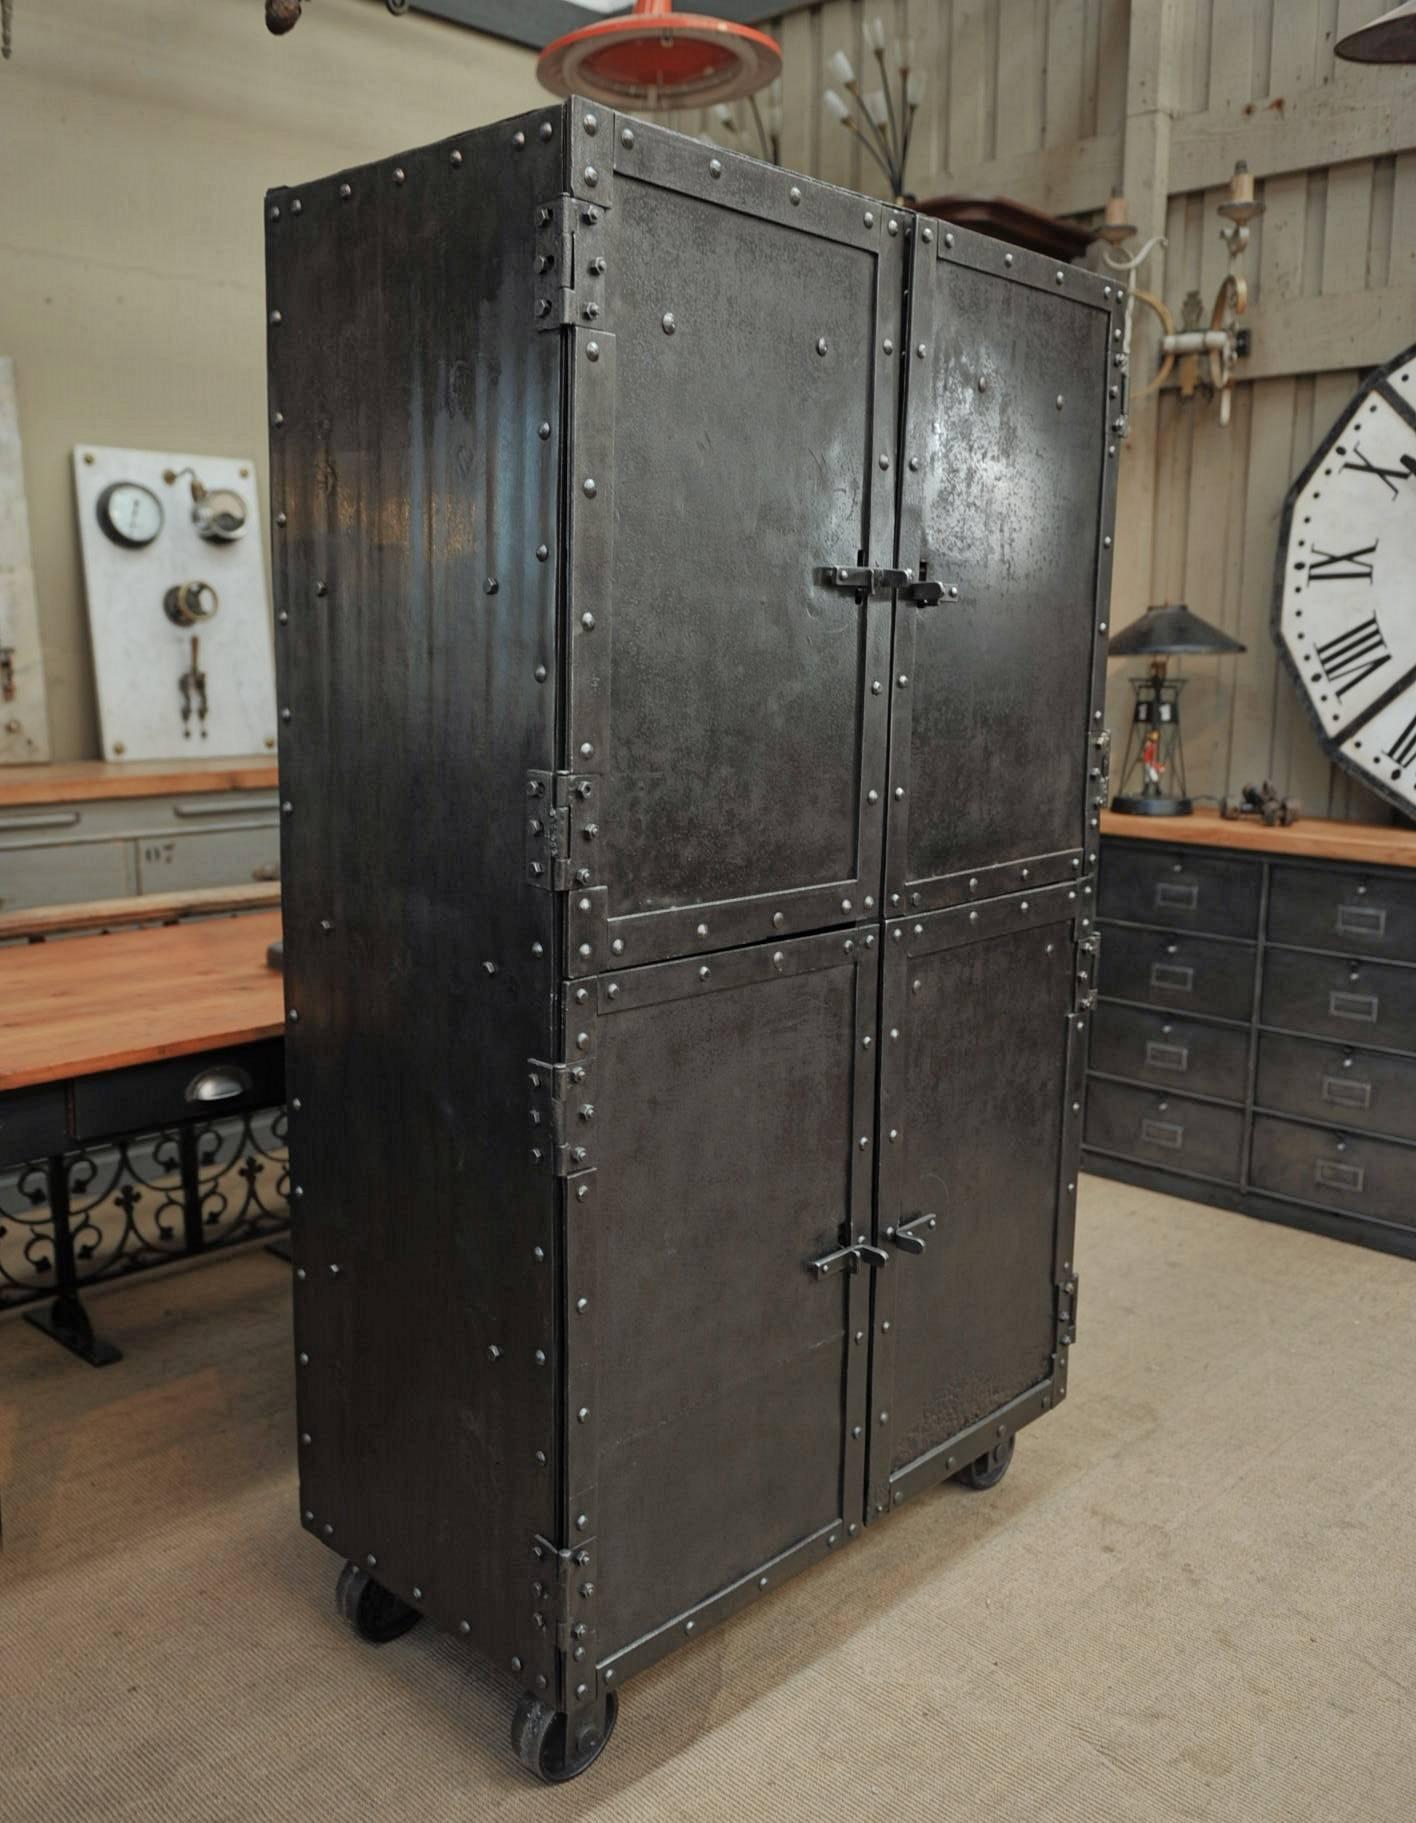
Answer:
top-left (1108, 603), bottom-right (1246, 816)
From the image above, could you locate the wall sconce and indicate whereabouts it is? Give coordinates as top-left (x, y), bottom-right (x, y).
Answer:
top-left (1096, 161), bottom-right (1262, 427)
top-left (822, 22), bottom-right (926, 202)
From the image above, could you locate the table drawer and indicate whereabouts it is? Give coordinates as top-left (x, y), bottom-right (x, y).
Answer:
top-left (1088, 1002), bottom-right (1249, 1101)
top-left (70, 1040), bottom-right (285, 1142)
top-left (1261, 950), bottom-right (1416, 1054)
top-left (136, 828), bottom-right (280, 893)
top-left (0, 838), bottom-right (135, 911)
top-left (1100, 844), bottom-right (1261, 938)
top-left (1255, 1033), bottom-right (1416, 1144)
top-left (0, 1083), bottom-right (70, 1169)
top-left (1084, 1081), bottom-right (1244, 1180)
top-left (1267, 863), bottom-right (1416, 961)
top-left (1251, 1116), bottom-right (1416, 1231)
top-left (1098, 923), bottom-right (1255, 1021)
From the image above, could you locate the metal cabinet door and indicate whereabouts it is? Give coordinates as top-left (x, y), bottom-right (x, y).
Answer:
top-left (559, 119), bottom-right (901, 974)
top-left (869, 886), bottom-right (1086, 1515)
top-left (889, 230), bottom-right (1119, 913)
top-left (563, 929), bottom-right (876, 1693)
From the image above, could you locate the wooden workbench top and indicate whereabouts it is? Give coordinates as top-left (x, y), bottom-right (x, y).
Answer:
top-left (0, 908), bottom-right (284, 1091)
top-left (1100, 807), bottom-right (1416, 870)
top-left (0, 757), bottom-right (279, 808)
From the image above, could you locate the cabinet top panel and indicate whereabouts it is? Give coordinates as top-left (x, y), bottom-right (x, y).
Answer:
top-left (1101, 808), bottom-right (1416, 872)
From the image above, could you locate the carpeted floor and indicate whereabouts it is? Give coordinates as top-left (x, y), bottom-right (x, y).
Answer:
top-left (2, 1177), bottom-right (1414, 1822)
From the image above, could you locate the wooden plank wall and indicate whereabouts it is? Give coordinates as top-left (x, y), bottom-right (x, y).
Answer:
top-left (675, 0), bottom-right (1413, 822)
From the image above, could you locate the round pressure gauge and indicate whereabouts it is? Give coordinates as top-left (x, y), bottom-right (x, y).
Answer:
top-left (96, 481), bottom-right (165, 549)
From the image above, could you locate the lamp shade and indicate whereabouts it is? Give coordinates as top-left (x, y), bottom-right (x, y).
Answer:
top-left (1107, 602), bottom-right (1246, 658)
top-left (1336, 0), bottom-right (1416, 62)
top-left (537, 0), bottom-right (782, 112)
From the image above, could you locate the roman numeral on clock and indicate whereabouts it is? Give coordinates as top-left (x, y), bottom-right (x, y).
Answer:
top-left (1304, 542), bottom-right (1378, 584)
top-left (1386, 708), bottom-right (1416, 771)
top-left (1313, 615), bottom-right (1391, 696)
top-left (1337, 443), bottom-right (1414, 499)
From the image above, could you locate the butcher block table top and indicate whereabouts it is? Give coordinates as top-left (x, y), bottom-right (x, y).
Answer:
top-left (1099, 807), bottom-right (1416, 871)
top-left (0, 908), bottom-right (284, 1092)
top-left (0, 757), bottom-right (280, 808)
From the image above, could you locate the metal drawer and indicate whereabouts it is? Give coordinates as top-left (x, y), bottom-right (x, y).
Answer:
top-left (1251, 1115), bottom-right (1416, 1231)
top-left (1099, 844), bottom-right (1261, 938)
top-left (1255, 1033), bottom-right (1416, 1144)
top-left (1267, 863), bottom-right (1416, 961)
top-left (136, 827), bottom-right (281, 893)
top-left (1261, 949), bottom-right (1416, 1054)
top-left (1097, 923), bottom-right (1255, 1021)
top-left (0, 1083), bottom-right (70, 1169)
top-left (1088, 1002), bottom-right (1249, 1101)
top-left (70, 1040), bottom-right (285, 1142)
top-left (0, 838), bottom-right (135, 910)
top-left (1083, 1080), bottom-right (1244, 1180)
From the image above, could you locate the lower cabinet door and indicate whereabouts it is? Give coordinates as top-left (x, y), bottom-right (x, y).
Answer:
top-left (869, 887), bottom-right (1079, 1514)
top-left (582, 930), bottom-right (876, 1688)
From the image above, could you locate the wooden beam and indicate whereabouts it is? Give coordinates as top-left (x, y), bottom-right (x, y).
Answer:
top-left (1225, 285), bottom-right (1416, 381)
top-left (1171, 81), bottom-right (1416, 196)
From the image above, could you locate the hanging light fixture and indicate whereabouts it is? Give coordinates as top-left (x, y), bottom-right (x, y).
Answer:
top-left (1336, 0), bottom-right (1416, 61)
top-left (537, 0), bottom-right (782, 113)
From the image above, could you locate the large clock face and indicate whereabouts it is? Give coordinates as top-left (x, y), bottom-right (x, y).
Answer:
top-left (1275, 344), bottom-right (1416, 817)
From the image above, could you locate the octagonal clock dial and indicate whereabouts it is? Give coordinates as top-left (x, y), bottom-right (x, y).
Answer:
top-left (1275, 344), bottom-right (1416, 818)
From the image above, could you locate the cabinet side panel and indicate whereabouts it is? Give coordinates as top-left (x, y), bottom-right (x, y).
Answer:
top-left (266, 108), bottom-right (565, 1668)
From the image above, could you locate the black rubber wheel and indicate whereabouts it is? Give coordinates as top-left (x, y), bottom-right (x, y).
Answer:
top-left (511, 1692), bottom-right (619, 1783)
top-left (334, 1562), bottom-right (421, 1644)
top-left (957, 1434), bottom-right (1015, 1491)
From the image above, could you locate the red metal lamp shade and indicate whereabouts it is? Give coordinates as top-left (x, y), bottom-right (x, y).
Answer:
top-left (537, 0), bottom-right (782, 112)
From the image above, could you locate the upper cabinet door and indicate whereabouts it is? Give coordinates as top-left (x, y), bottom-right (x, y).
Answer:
top-left (887, 230), bottom-right (1120, 915)
top-left (558, 116), bottom-right (904, 976)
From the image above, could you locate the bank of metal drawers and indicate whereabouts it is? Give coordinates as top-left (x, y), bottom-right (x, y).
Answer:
top-left (1085, 837), bottom-right (1416, 1255)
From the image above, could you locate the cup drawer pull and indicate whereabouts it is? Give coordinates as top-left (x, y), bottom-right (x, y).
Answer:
top-left (1150, 962), bottom-right (1194, 993)
top-left (1315, 1158), bottom-right (1365, 1195)
top-left (1141, 1118), bottom-right (1184, 1150)
top-left (1328, 990), bottom-right (1378, 1023)
top-left (185, 1066), bottom-right (253, 1104)
top-left (1144, 1040), bottom-right (1189, 1072)
top-left (1321, 1075), bottom-right (1372, 1110)
top-left (1154, 881), bottom-right (1199, 912)
top-left (1336, 903), bottom-right (1387, 939)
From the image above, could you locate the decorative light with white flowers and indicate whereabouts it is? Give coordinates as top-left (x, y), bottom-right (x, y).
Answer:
top-left (822, 22), bottom-right (925, 202)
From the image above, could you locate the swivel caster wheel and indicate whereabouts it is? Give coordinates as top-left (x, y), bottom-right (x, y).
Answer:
top-left (334, 1562), bottom-right (421, 1644)
top-left (957, 1434), bottom-right (1015, 1491)
top-left (512, 1691), bottom-right (618, 1783)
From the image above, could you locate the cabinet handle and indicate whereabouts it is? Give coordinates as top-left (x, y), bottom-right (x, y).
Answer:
top-left (185, 1066), bottom-right (253, 1103)
top-left (1141, 1118), bottom-right (1184, 1150)
top-left (1149, 962), bottom-right (1194, 994)
top-left (0, 810), bottom-right (81, 833)
top-left (1328, 990), bottom-right (1378, 1024)
top-left (1336, 903), bottom-right (1386, 939)
top-left (1144, 1040), bottom-right (1189, 1073)
top-left (1315, 1158), bottom-right (1365, 1195)
top-left (173, 797), bottom-right (279, 819)
top-left (1321, 1075), bottom-right (1372, 1111)
top-left (1154, 881), bottom-right (1198, 912)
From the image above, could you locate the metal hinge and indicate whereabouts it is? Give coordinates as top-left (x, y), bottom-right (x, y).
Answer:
top-left (531, 1533), bottom-right (599, 1709)
top-left (1055, 1273), bottom-right (1079, 1344)
top-left (1073, 931), bottom-right (1100, 1014)
top-left (533, 196), bottom-right (608, 330)
top-left (529, 1056), bottom-right (596, 1176)
top-left (526, 770), bottom-right (597, 892)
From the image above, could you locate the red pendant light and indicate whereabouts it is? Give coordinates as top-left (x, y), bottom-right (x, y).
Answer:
top-left (537, 0), bottom-right (782, 112)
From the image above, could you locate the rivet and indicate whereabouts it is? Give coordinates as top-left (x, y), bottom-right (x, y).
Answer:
top-left (944, 231), bottom-right (954, 248)
top-left (879, 452), bottom-right (891, 470)
top-left (584, 165), bottom-right (599, 186)
top-left (536, 543), bottom-right (549, 561)
top-left (287, 1007), bottom-right (299, 1022)
top-left (772, 910), bottom-right (786, 928)
top-left (583, 478), bottom-right (597, 497)
top-left (586, 341), bottom-right (600, 362)
top-left (392, 167), bottom-right (405, 185)
top-left (484, 576), bottom-right (499, 595)
top-left (1004, 252), bottom-right (1014, 266)
top-left (1056, 394), bottom-right (1064, 410)
top-left (872, 680), bottom-right (883, 694)
top-left (339, 183), bottom-right (352, 200)
top-left (908, 456), bottom-right (920, 472)
top-left (296, 1268), bottom-right (307, 1281)
top-left (879, 1411), bottom-right (889, 1424)
top-left (584, 113), bottom-right (598, 135)
top-left (759, 1575), bottom-right (769, 1588)
top-left (864, 210), bottom-right (875, 227)
top-left (611, 937), bottom-right (624, 954)
top-left (322, 1522), bottom-right (334, 1536)
top-left (282, 800), bottom-right (293, 816)
top-left (578, 1407), bottom-right (590, 1423)
top-left (540, 121), bottom-right (553, 142)
top-left (916, 343), bottom-right (926, 358)
top-left (662, 313), bottom-right (676, 335)
top-left (790, 185), bottom-right (802, 205)
top-left (281, 706), bottom-right (292, 722)
top-left (867, 789), bottom-right (879, 804)
top-left (291, 198), bottom-right (302, 213)
top-left (276, 512), bottom-right (287, 528)
top-left (512, 130), bottom-right (526, 150)
top-left (894, 786), bottom-right (904, 799)
top-left (269, 309), bottom-right (283, 326)
top-left (366, 1553), bottom-right (377, 1568)
top-left (299, 1432), bottom-right (311, 1445)
top-left (921, 226), bottom-right (933, 244)
top-left (273, 410), bottom-right (285, 427)
top-left (1103, 535), bottom-right (1112, 549)
top-left (883, 337), bottom-right (894, 354)
top-left (450, 150), bottom-right (463, 167)
top-left (621, 127), bottom-right (636, 149)
top-left (581, 613), bottom-right (595, 630)
top-left (897, 674), bottom-right (908, 688)
top-left (269, 204), bottom-right (281, 221)
top-left (581, 742), bottom-right (594, 758)
top-left (699, 965), bottom-right (710, 980)
top-left (539, 421), bottom-right (552, 440)
top-left (696, 922), bottom-right (709, 937)
top-left (459, 1620), bottom-right (471, 1635)
top-left (887, 218), bottom-right (899, 236)
top-left (709, 159), bottom-right (723, 178)
top-left (1055, 268), bottom-right (1065, 284)
top-left (534, 1349), bottom-right (546, 1366)
top-left (578, 942), bottom-right (592, 959)
top-left (817, 337), bottom-right (828, 355)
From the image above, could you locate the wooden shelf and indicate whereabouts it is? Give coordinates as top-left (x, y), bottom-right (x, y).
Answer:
top-left (1100, 807), bottom-right (1416, 871)
top-left (0, 757), bottom-right (280, 808)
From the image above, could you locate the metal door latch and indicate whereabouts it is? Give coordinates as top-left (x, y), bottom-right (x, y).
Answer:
top-left (886, 1211), bottom-right (937, 1254)
top-left (819, 566), bottom-right (908, 597)
top-left (808, 1241), bottom-right (889, 1279)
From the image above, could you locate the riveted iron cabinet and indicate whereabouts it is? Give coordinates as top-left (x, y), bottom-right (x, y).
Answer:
top-left (266, 98), bottom-right (1118, 1783)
